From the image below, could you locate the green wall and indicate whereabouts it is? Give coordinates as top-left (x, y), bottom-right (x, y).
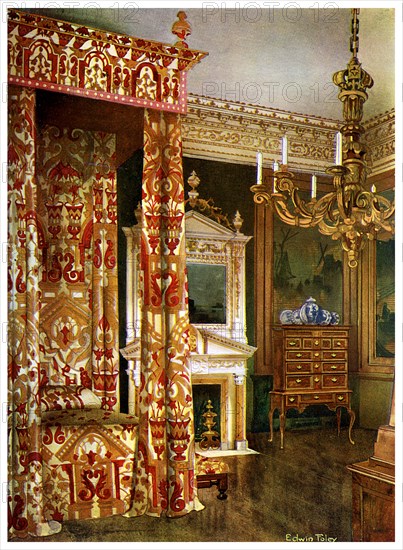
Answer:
top-left (353, 374), bottom-right (394, 429)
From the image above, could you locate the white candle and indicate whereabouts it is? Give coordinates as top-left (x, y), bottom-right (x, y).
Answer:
top-left (272, 162), bottom-right (279, 192)
top-left (371, 184), bottom-right (376, 193)
top-left (311, 174), bottom-right (317, 199)
top-left (282, 136), bottom-right (288, 165)
top-left (335, 132), bottom-right (343, 165)
top-left (256, 151), bottom-right (263, 184)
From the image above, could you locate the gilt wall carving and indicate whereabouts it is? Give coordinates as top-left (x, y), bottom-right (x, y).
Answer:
top-left (363, 111), bottom-right (395, 176)
top-left (182, 95), bottom-right (394, 176)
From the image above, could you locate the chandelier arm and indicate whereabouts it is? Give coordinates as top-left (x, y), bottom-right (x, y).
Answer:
top-left (270, 196), bottom-right (314, 228)
top-left (309, 191), bottom-right (340, 224)
top-left (288, 188), bottom-right (317, 219)
top-left (369, 194), bottom-right (395, 219)
top-left (250, 184), bottom-right (272, 206)
top-left (354, 191), bottom-right (395, 233)
top-left (335, 182), bottom-right (351, 221)
top-left (316, 217), bottom-right (340, 237)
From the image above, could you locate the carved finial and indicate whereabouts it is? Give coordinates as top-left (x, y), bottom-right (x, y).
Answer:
top-left (172, 11), bottom-right (191, 48)
top-left (233, 210), bottom-right (243, 233)
top-left (187, 170), bottom-right (200, 208)
top-left (134, 202), bottom-right (142, 225)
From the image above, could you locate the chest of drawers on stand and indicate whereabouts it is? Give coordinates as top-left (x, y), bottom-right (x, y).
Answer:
top-left (269, 325), bottom-right (355, 449)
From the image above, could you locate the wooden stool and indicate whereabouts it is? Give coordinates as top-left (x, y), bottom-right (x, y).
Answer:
top-left (195, 453), bottom-right (229, 499)
top-left (196, 472), bottom-right (228, 500)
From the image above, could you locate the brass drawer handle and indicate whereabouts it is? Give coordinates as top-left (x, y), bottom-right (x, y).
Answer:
top-left (314, 364), bottom-right (320, 369)
top-left (337, 395), bottom-right (344, 401)
top-left (330, 365), bottom-right (338, 370)
top-left (331, 377), bottom-right (337, 382)
top-left (289, 397), bottom-right (295, 403)
top-left (336, 341), bottom-right (342, 347)
top-left (314, 395), bottom-right (319, 400)
top-left (296, 353), bottom-right (302, 358)
top-left (314, 352), bottom-right (320, 357)
top-left (296, 365), bottom-right (302, 370)
top-left (314, 377), bottom-right (320, 383)
top-left (331, 353), bottom-right (337, 358)
top-left (289, 341), bottom-right (296, 346)
top-left (296, 378), bottom-right (302, 384)
top-left (314, 340), bottom-right (319, 346)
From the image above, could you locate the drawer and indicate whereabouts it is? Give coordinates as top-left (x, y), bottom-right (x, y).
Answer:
top-left (300, 393), bottom-right (334, 404)
top-left (332, 338), bottom-right (348, 349)
top-left (313, 375), bottom-right (321, 388)
top-left (302, 338), bottom-right (314, 349)
top-left (322, 374), bottom-right (347, 388)
top-left (286, 395), bottom-right (299, 406)
top-left (286, 362), bottom-right (312, 373)
top-left (286, 375), bottom-right (312, 389)
top-left (322, 362), bottom-right (347, 373)
top-left (323, 350), bottom-right (347, 360)
top-left (286, 337), bottom-right (302, 349)
top-left (335, 393), bottom-right (349, 404)
top-left (286, 351), bottom-right (312, 360)
top-left (319, 338), bottom-right (332, 349)
top-left (312, 338), bottom-right (321, 349)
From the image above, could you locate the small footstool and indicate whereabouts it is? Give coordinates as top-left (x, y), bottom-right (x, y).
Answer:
top-left (195, 453), bottom-right (229, 500)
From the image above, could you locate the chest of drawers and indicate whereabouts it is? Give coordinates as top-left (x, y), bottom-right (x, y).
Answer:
top-left (269, 325), bottom-right (355, 448)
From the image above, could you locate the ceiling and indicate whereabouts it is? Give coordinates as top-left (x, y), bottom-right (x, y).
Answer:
top-left (24, 5), bottom-right (396, 121)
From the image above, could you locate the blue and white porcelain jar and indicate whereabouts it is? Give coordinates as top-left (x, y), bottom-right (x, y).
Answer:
top-left (279, 297), bottom-right (340, 326)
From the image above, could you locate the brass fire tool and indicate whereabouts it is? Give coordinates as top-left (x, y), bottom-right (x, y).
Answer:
top-left (199, 400), bottom-right (221, 450)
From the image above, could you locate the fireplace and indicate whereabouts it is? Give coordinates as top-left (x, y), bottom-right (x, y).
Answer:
top-left (121, 192), bottom-right (256, 450)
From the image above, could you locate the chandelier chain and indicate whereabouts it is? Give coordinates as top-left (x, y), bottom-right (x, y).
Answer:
top-left (350, 8), bottom-right (360, 58)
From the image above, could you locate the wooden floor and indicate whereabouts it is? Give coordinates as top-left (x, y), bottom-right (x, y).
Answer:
top-left (11, 427), bottom-right (378, 543)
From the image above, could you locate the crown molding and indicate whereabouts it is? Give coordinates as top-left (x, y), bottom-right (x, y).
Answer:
top-left (363, 110), bottom-right (395, 177)
top-left (182, 94), bottom-right (394, 176)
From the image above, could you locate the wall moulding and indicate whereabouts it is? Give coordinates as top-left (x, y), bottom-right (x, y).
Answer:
top-left (363, 110), bottom-right (395, 177)
top-left (182, 95), bottom-right (395, 176)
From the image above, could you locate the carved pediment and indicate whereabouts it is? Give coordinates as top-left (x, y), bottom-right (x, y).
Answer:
top-left (185, 210), bottom-right (239, 239)
top-left (191, 327), bottom-right (256, 358)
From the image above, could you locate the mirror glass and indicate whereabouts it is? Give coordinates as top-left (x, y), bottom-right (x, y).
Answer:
top-left (187, 263), bottom-right (226, 324)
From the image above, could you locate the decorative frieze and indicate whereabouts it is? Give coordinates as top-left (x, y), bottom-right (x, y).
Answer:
top-left (189, 358), bottom-right (246, 377)
top-left (182, 94), bottom-right (394, 176)
top-left (363, 110), bottom-right (395, 177)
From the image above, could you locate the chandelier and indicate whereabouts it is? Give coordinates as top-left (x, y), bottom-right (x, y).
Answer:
top-left (250, 8), bottom-right (394, 269)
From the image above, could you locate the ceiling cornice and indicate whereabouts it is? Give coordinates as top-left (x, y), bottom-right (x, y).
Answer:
top-left (182, 94), bottom-right (394, 176)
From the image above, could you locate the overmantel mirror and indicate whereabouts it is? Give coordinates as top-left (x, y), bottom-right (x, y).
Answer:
top-left (184, 170), bottom-right (252, 344)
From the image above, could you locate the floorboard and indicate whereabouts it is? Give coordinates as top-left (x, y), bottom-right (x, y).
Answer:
top-left (10, 427), bottom-right (378, 543)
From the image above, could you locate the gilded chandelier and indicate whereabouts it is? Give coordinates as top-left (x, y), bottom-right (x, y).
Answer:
top-left (250, 9), bottom-right (394, 268)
